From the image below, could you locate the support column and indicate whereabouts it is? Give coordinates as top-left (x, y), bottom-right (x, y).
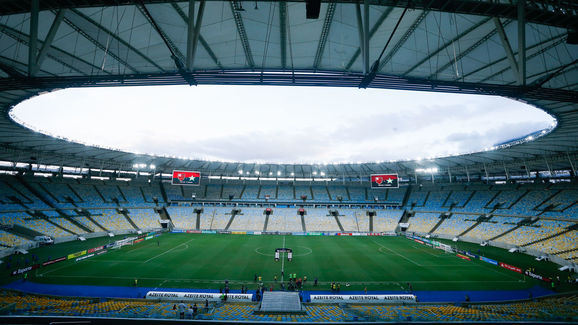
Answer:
top-left (517, 0), bottom-right (526, 85)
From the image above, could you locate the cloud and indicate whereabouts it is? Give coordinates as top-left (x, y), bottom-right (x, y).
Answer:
top-left (12, 86), bottom-right (555, 163)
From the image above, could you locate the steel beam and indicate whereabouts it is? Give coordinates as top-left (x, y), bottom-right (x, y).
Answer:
top-left (493, 17), bottom-right (518, 80)
top-left (363, 0), bottom-right (369, 75)
top-left (355, 3), bottom-right (365, 74)
top-left (62, 9), bottom-right (164, 73)
top-left (313, 3), bottom-right (336, 70)
top-left (378, 11), bottom-right (427, 72)
top-left (230, 1), bottom-right (255, 68)
top-left (431, 21), bottom-right (509, 80)
top-left (480, 34), bottom-right (566, 83)
top-left (33, 10), bottom-right (66, 76)
top-left (345, 7), bottom-right (393, 71)
top-left (279, 1), bottom-right (287, 69)
top-left (404, 17), bottom-right (491, 76)
top-left (28, 0), bottom-right (39, 77)
top-left (2, 0), bottom-right (578, 30)
top-left (186, 0), bottom-right (205, 71)
top-left (518, 0), bottom-right (526, 85)
top-left (137, 3), bottom-right (185, 69)
top-left (171, 2), bottom-right (222, 69)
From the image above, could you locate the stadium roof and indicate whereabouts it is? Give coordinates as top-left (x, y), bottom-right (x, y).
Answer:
top-left (0, 0), bottom-right (577, 179)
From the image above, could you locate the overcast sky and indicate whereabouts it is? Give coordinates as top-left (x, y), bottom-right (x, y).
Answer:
top-left (11, 85), bottom-right (556, 164)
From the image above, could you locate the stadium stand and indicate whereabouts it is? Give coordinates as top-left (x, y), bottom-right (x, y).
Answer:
top-left (464, 216), bottom-right (523, 241)
top-left (166, 206), bottom-right (195, 229)
top-left (267, 211), bottom-right (303, 232)
top-left (433, 214), bottom-right (477, 237)
top-left (0, 230), bottom-right (32, 247)
top-left (452, 186), bottom-right (494, 213)
top-left (1, 289), bottom-right (576, 322)
top-left (258, 185), bottom-right (276, 200)
top-left (127, 209), bottom-right (161, 230)
top-left (228, 208), bottom-right (266, 231)
top-left (496, 219), bottom-right (574, 246)
top-left (407, 213), bottom-right (440, 234)
top-left (373, 209), bottom-right (403, 233)
top-left (304, 209), bottom-right (341, 232)
top-left (337, 210), bottom-right (359, 232)
top-left (276, 186), bottom-right (294, 200)
top-left (89, 210), bottom-right (134, 232)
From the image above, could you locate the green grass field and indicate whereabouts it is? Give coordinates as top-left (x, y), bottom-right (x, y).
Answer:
top-left (4, 233), bottom-right (568, 292)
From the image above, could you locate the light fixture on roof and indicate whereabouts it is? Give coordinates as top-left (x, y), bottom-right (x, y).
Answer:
top-left (312, 171), bottom-right (317, 175)
top-left (277, 171), bottom-right (281, 176)
top-left (238, 170), bottom-right (243, 174)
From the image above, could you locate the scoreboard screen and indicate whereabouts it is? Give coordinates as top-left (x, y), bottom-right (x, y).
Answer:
top-left (371, 174), bottom-right (399, 188)
top-left (172, 170), bottom-right (201, 186)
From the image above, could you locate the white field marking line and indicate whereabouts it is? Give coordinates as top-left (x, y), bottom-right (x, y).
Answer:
top-left (377, 248), bottom-right (467, 267)
top-left (373, 240), bottom-right (422, 266)
top-left (144, 238), bottom-right (195, 263)
top-left (281, 235), bottom-right (286, 282)
top-left (82, 260), bottom-right (142, 263)
top-left (42, 274), bottom-right (524, 284)
top-left (153, 279), bottom-right (169, 291)
top-left (40, 261), bottom-right (76, 276)
top-left (254, 247), bottom-right (274, 257)
top-left (126, 241), bottom-right (157, 253)
top-left (410, 244), bottom-right (445, 258)
top-left (476, 259), bottom-right (521, 280)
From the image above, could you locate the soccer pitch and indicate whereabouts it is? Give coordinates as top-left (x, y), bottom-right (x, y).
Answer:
top-left (23, 233), bottom-right (540, 292)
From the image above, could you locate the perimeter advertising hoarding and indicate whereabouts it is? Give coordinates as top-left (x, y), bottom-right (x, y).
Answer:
top-left (370, 174), bottom-right (399, 188)
top-left (172, 170), bottom-right (201, 186)
top-left (146, 291), bottom-right (252, 302)
top-left (310, 294), bottom-right (416, 303)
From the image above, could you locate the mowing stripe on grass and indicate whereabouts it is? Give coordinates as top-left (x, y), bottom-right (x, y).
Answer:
top-left (373, 240), bottom-right (422, 266)
top-left (144, 238), bottom-right (195, 263)
top-left (281, 236), bottom-right (286, 282)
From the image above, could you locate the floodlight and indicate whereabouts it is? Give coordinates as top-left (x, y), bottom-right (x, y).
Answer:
top-left (238, 170), bottom-right (243, 174)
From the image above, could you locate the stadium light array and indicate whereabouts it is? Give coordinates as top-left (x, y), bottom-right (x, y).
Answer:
top-left (415, 168), bottom-right (438, 173)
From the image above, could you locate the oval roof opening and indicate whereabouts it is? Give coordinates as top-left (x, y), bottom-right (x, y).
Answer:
top-left (11, 85), bottom-right (556, 164)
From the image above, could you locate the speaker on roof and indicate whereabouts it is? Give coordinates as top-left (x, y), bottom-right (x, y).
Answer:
top-left (306, 0), bottom-right (321, 19)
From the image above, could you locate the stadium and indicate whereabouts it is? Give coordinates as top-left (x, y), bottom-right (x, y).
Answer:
top-left (0, 0), bottom-right (577, 323)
